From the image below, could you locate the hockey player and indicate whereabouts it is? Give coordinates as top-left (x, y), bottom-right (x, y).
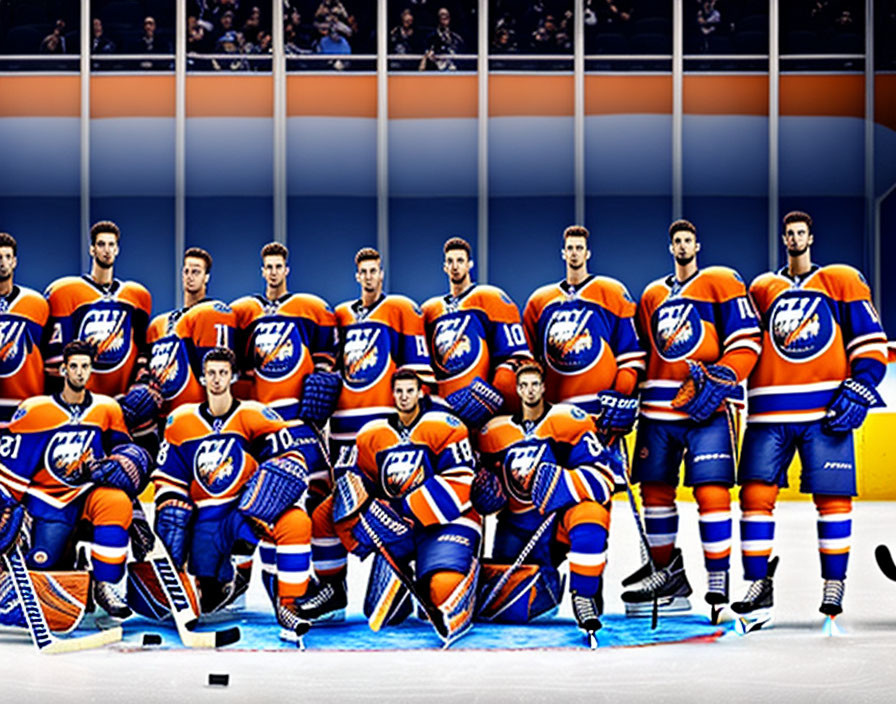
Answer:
top-left (0, 340), bottom-right (153, 619)
top-left (0, 233), bottom-right (49, 421)
top-left (147, 247), bottom-right (236, 412)
top-left (732, 211), bottom-right (888, 628)
top-left (523, 226), bottom-right (644, 458)
top-left (422, 237), bottom-right (530, 428)
top-left (231, 242), bottom-right (339, 423)
top-left (329, 367), bottom-right (480, 643)
top-left (151, 347), bottom-right (315, 640)
top-left (622, 220), bottom-right (761, 622)
top-left (44, 221), bottom-right (152, 397)
top-left (473, 361), bottom-right (618, 642)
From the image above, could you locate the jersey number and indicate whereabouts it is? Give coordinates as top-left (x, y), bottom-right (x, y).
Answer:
top-left (0, 434), bottom-right (22, 460)
top-left (502, 324), bottom-right (526, 348)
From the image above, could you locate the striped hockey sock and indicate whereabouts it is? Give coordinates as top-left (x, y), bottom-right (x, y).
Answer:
top-left (698, 509), bottom-right (732, 573)
top-left (815, 497), bottom-right (851, 581)
top-left (740, 512), bottom-right (774, 580)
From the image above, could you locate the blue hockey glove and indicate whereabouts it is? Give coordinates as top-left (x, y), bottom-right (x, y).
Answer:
top-left (470, 468), bottom-right (507, 515)
top-left (594, 390), bottom-right (639, 435)
top-left (298, 371), bottom-right (342, 425)
top-left (824, 378), bottom-right (885, 433)
top-left (446, 377), bottom-right (504, 429)
top-left (238, 452), bottom-right (308, 524)
top-left (0, 486), bottom-right (24, 556)
top-left (671, 361), bottom-right (743, 423)
top-left (88, 444), bottom-right (153, 498)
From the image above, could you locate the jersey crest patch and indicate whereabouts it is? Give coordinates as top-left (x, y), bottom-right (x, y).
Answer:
top-left (502, 442), bottom-right (553, 502)
top-left (342, 323), bottom-right (390, 389)
top-left (44, 429), bottom-right (97, 486)
top-left (252, 320), bottom-right (303, 380)
top-left (193, 437), bottom-right (243, 495)
top-left (78, 304), bottom-right (132, 370)
top-left (769, 291), bottom-right (836, 362)
top-left (150, 337), bottom-right (191, 400)
top-left (651, 300), bottom-right (706, 362)
top-left (379, 447), bottom-right (428, 499)
top-left (432, 313), bottom-right (484, 376)
top-left (0, 319), bottom-right (30, 377)
top-left (543, 306), bottom-right (605, 373)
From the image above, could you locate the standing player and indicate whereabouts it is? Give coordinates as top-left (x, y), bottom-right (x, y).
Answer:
top-left (44, 221), bottom-right (152, 397)
top-left (473, 361), bottom-right (618, 643)
top-left (622, 220), bottom-right (760, 621)
top-left (732, 211), bottom-right (887, 628)
top-left (0, 341), bottom-right (152, 618)
top-left (231, 242), bottom-right (339, 423)
top-left (147, 247), bottom-right (235, 412)
top-left (422, 237), bottom-right (530, 428)
top-left (0, 233), bottom-right (49, 421)
top-left (523, 226), bottom-right (645, 453)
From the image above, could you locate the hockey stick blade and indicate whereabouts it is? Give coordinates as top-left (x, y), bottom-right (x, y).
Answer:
top-left (875, 545), bottom-right (896, 582)
top-left (2, 546), bottom-right (123, 653)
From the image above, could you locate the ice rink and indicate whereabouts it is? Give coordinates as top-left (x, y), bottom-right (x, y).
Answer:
top-left (2, 501), bottom-right (895, 704)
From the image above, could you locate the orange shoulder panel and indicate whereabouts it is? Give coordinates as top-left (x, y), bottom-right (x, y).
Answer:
top-left (164, 405), bottom-right (208, 444)
top-left (86, 394), bottom-right (129, 434)
top-left (231, 400), bottom-right (285, 439)
top-left (8, 397), bottom-right (69, 432)
top-left (45, 277), bottom-right (95, 317)
top-left (284, 293), bottom-right (336, 326)
top-left (335, 301), bottom-right (356, 326)
top-left (478, 415), bottom-right (523, 454)
top-left (230, 295), bottom-right (263, 329)
top-left (690, 267), bottom-right (749, 303)
top-left (541, 403), bottom-right (594, 444)
top-left (467, 285), bottom-right (521, 324)
top-left (14, 288), bottom-right (50, 324)
top-left (147, 313), bottom-right (169, 343)
top-left (414, 411), bottom-right (467, 453)
top-left (118, 281), bottom-right (152, 314)
top-left (581, 276), bottom-right (637, 318)
top-left (384, 295), bottom-right (424, 335)
top-left (422, 295), bottom-right (447, 323)
top-left (355, 419), bottom-right (395, 479)
top-left (748, 272), bottom-right (785, 313)
top-left (814, 264), bottom-right (873, 303)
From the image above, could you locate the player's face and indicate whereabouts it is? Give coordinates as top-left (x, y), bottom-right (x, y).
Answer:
top-left (90, 233), bottom-right (119, 270)
top-left (392, 378), bottom-right (422, 413)
top-left (356, 259), bottom-right (383, 295)
top-left (0, 247), bottom-right (16, 281)
top-left (62, 354), bottom-right (92, 391)
top-left (183, 257), bottom-right (209, 295)
top-left (562, 236), bottom-right (589, 270)
top-left (203, 360), bottom-right (233, 395)
top-left (262, 255), bottom-right (289, 289)
top-left (670, 231), bottom-right (700, 266)
top-left (516, 371), bottom-right (545, 407)
top-left (782, 221), bottom-right (813, 257)
top-left (443, 249), bottom-right (473, 286)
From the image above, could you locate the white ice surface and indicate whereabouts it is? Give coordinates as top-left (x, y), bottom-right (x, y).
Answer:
top-left (2, 501), bottom-right (895, 704)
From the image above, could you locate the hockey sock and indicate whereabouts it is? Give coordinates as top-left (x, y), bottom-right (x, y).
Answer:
top-left (272, 508), bottom-right (312, 600)
top-left (814, 495), bottom-right (852, 581)
top-left (694, 484), bottom-right (732, 573)
top-left (641, 482), bottom-right (678, 568)
top-left (259, 541), bottom-right (278, 604)
top-left (559, 502), bottom-right (609, 598)
top-left (739, 481), bottom-right (778, 580)
top-left (312, 497), bottom-right (348, 580)
top-left (85, 487), bottom-right (133, 583)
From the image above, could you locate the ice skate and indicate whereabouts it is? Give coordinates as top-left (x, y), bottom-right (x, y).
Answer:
top-left (732, 556), bottom-right (778, 634)
top-left (705, 570), bottom-right (729, 625)
top-left (621, 548), bottom-right (693, 617)
top-left (571, 590), bottom-right (602, 650)
top-left (293, 577), bottom-right (347, 622)
top-left (820, 579), bottom-right (844, 636)
top-left (92, 578), bottom-right (132, 620)
top-left (277, 600), bottom-right (311, 648)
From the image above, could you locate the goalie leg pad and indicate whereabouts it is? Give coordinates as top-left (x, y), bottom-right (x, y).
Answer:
top-left (476, 562), bottom-right (563, 623)
top-left (332, 470), bottom-right (371, 524)
top-left (155, 499), bottom-right (193, 569)
top-left (126, 560), bottom-right (199, 621)
top-left (429, 561), bottom-right (479, 641)
top-left (298, 371), bottom-right (343, 425)
top-left (363, 552), bottom-right (413, 628)
top-left (446, 377), bottom-right (504, 429)
top-left (238, 452), bottom-right (309, 525)
top-left (0, 503), bottom-right (24, 556)
top-left (0, 567), bottom-right (90, 633)
top-left (416, 523), bottom-right (480, 580)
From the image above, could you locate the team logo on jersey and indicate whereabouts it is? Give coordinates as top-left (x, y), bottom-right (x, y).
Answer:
top-left (0, 319), bottom-right (30, 377)
top-left (78, 304), bottom-right (132, 371)
top-left (503, 442), bottom-right (554, 502)
top-left (432, 314), bottom-right (483, 376)
top-left (44, 429), bottom-right (97, 486)
top-left (380, 448), bottom-right (428, 498)
top-left (342, 323), bottom-right (391, 390)
top-left (543, 306), bottom-right (605, 373)
top-left (193, 437), bottom-right (244, 495)
top-left (769, 291), bottom-right (836, 362)
top-left (252, 320), bottom-right (303, 381)
top-left (150, 337), bottom-right (190, 400)
top-left (651, 300), bottom-right (705, 362)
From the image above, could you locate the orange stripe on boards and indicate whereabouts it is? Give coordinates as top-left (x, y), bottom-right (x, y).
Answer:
top-left (684, 75), bottom-right (768, 115)
top-left (780, 74), bottom-right (863, 118)
top-left (91, 75), bottom-right (174, 118)
top-left (585, 75), bottom-right (672, 115)
top-left (876, 75), bottom-right (896, 132)
top-left (186, 75), bottom-right (272, 117)
top-left (389, 75), bottom-right (477, 118)
top-left (0, 76), bottom-right (79, 117)
top-left (490, 75), bottom-right (574, 117)
top-left (287, 75), bottom-right (376, 117)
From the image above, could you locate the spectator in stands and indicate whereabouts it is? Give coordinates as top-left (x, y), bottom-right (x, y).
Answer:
top-left (212, 31), bottom-right (249, 70)
top-left (596, 0), bottom-right (633, 28)
top-left (92, 18), bottom-right (116, 55)
top-left (213, 10), bottom-right (237, 45)
top-left (247, 29), bottom-right (271, 54)
top-left (242, 6), bottom-right (262, 38)
top-left (39, 20), bottom-right (67, 54)
top-left (530, 15), bottom-right (558, 54)
top-left (315, 1), bottom-right (352, 33)
top-left (188, 15), bottom-right (214, 53)
top-left (420, 7), bottom-right (465, 71)
top-left (134, 17), bottom-right (172, 54)
top-left (389, 9), bottom-right (420, 55)
top-left (314, 21), bottom-right (352, 55)
top-left (696, 0), bottom-right (721, 51)
top-left (492, 26), bottom-right (519, 54)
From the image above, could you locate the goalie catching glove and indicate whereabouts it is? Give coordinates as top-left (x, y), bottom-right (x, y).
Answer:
top-left (446, 377), bottom-right (504, 429)
top-left (671, 361), bottom-right (743, 423)
top-left (824, 377), bottom-right (885, 433)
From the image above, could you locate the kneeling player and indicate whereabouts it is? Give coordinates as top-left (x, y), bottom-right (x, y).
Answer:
top-left (0, 341), bottom-right (152, 622)
top-left (473, 361), bottom-right (617, 641)
top-left (150, 348), bottom-right (316, 641)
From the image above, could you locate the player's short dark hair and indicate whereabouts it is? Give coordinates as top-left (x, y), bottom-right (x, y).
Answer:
top-left (355, 247), bottom-right (381, 268)
top-left (0, 233), bottom-right (16, 255)
top-left (90, 220), bottom-right (120, 245)
top-left (669, 219), bottom-right (697, 240)
top-left (783, 210), bottom-right (813, 231)
top-left (184, 247), bottom-right (213, 273)
top-left (443, 237), bottom-right (471, 258)
top-left (261, 242), bottom-right (289, 261)
top-left (514, 359), bottom-right (544, 382)
top-left (63, 340), bottom-right (95, 364)
top-left (391, 367), bottom-right (422, 389)
top-left (563, 225), bottom-right (589, 242)
top-left (202, 347), bottom-right (237, 372)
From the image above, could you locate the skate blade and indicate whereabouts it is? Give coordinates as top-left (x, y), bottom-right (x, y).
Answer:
top-left (279, 628), bottom-right (307, 650)
top-left (313, 608), bottom-right (346, 624)
top-left (624, 596), bottom-right (692, 617)
top-left (734, 608), bottom-right (773, 635)
top-left (710, 604), bottom-right (734, 625)
top-left (822, 616), bottom-right (843, 637)
top-left (584, 630), bottom-right (598, 650)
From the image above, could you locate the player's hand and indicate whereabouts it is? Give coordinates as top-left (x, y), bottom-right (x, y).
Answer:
top-left (824, 377), bottom-right (885, 433)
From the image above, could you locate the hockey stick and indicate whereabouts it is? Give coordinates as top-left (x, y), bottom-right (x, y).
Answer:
top-left (144, 539), bottom-right (241, 648)
top-left (875, 545), bottom-right (896, 582)
top-left (2, 545), bottom-right (123, 653)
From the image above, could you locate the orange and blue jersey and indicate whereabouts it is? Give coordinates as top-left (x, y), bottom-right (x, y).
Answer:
top-left (637, 266), bottom-right (761, 421)
top-left (0, 392), bottom-right (130, 514)
top-left (0, 285), bottom-right (48, 421)
top-left (422, 283), bottom-right (530, 401)
top-left (747, 264), bottom-right (888, 423)
top-left (43, 275), bottom-right (152, 396)
top-left (147, 299), bottom-right (236, 412)
top-left (523, 276), bottom-right (645, 414)
top-left (231, 292), bottom-right (337, 412)
top-left (153, 399), bottom-right (291, 519)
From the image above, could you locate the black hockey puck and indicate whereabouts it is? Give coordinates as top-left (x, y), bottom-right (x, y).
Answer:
top-left (142, 633), bottom-right (163, 646)
top-left (208, 674), bottom-right (230, 687)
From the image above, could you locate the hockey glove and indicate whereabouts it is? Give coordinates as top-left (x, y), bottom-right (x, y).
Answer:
top-left (129, 500), bottom-right (155, 562)
top-left (594, 390), bottom-right (639, 435)
top-left (0, 486), bottom-right (24, 556)
top-left (298, 370), bottom-right (343, 426)
top-left (155, 498), bottom-right (193, 568)
top-left (349, 499), bottom-right (415, 560)
top-left (470, 467), bottom-right (508, 515)
top-left (531, 461), bottom-right (575, 515)
top-left (671, 361), bottom-right (743, 423)
top-left (238, 452), bottom-right (308, 525)
top-left (824, 377), bottom-right (885, 433)
top-left (446, 377), bottom-right (504, 429)
top-left (119, 380), bottom-right (163, 432)
top-left (88, 444), bottom-right (153, 499)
